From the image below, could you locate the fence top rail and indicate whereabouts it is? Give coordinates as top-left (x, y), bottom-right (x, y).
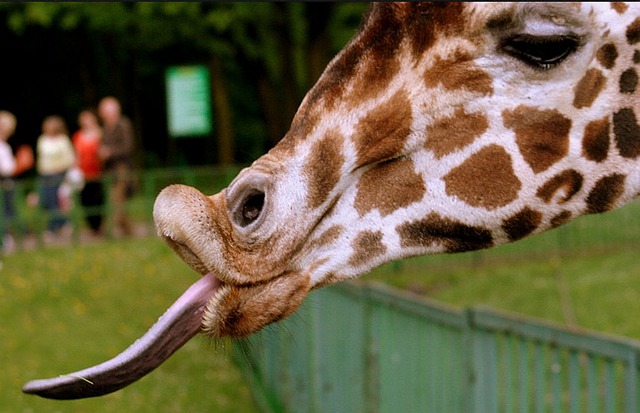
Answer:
top-left (335, 281), bottom-right (640, 364)
top-left (340, 281), bottom-right (467, 329)
top-left (470, 305), bottom-right (640, 362)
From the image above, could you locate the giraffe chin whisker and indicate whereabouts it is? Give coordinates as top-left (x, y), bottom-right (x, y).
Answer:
top-left (202, 271), bottom-right (312, 338)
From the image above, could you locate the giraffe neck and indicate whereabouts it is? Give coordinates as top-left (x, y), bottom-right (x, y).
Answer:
top-left (243, 2), bottom-right (640, 285)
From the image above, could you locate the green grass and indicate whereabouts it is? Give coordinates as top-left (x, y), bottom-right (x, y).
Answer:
top-left (1, 238), bottom-right (258, 413)
top-left (367, 201), bottom-right (640, 340)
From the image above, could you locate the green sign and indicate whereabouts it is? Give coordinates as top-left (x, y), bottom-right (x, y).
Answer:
top-left (165, 65), bottom-right (213, 138)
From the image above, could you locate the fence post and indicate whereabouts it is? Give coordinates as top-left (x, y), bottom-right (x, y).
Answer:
top-left (363, 284), bottom-right (380, 413)
top-left (462, 308), bottom-right (476, 413)
top-left (464, 308), bottom-right (500, 413)
top-left (627, 348), bottom-right (638, 413)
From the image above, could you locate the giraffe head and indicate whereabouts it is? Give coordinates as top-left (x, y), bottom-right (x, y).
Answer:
top-left (23, 2), bottom-right (640, 399)
top-left (156, 2), bottom-right (640, 337)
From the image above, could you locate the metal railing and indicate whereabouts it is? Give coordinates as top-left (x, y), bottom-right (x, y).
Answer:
top-left (237, 282), bottom-right (640, 413)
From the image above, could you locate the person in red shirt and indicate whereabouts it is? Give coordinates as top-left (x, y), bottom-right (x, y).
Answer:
top-left (72, 109), bottom-right (104, 235)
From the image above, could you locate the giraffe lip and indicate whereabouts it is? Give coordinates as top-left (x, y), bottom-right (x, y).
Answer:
top-left (160, 232), bottom-right (212, 277)
top-left (22, 274), bottom-right (219, 400)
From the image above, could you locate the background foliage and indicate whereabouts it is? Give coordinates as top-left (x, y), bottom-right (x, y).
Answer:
top-left (0, 3), bottom-right (367, 167)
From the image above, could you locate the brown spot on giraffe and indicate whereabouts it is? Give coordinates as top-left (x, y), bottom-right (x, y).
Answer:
top-left (304, 129), bottom-right (346, 209)
top-left (620, 68), bottom-right (639, 94)
top-left (353, 89), bottom-right (413, 167)
top-left (627, 17), bottom-right (640, 44)
top-left (406, 2), bottom-right (465, 60)
top-left (611, 2), bottom-right (629, 14)
top-left (538, 174), bottom-right (581, 207)
top-left (443, 144), bottom-right (521, 210)
top-left (348, 230), bottom-right (387, 267)
top-left (537, 169), bottom-right (584, 204)
top-left (425, 50), bottom-right (494, 96)
top-left (573, 68), bottom-right (607, 109)
top-left (586, 174), bottom-right (626, 214)
top-left (397, 213), bottom-right (493, 253)
top-left (582, 117), bottom-right (610, 162)
top-left (503, 106), bottom-right (572, 174)
top-left (613, 107), bottom-right (640, 159)
top-left (550, 211), bottom-right (573, 228)
top-left (344, 10), bottom-right (403, 105)
top-left (502, 207), bottom-right (543, 242)
top-left (355, 157), bottom-right (426, 217)
top-left (424, 108), bottom-right (489, 159)
top-left (634, 50), bottom-right (640, 64)
top-left (309, 225), bottom-right (344, 250)
top-left (596, 43), bottom-right (618, 69)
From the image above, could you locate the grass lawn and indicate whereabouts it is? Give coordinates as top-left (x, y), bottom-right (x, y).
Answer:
top-left (1, 237), bottom-right (259, 413)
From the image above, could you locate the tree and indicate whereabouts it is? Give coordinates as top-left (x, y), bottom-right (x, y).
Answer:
top-left (0, 3), bottom-right (366, 166)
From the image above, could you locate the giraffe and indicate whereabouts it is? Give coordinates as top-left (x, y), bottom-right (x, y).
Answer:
top-left (24, 2), bottom-right (640, 399)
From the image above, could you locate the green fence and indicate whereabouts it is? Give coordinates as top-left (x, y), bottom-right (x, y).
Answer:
top-left (236, 282), bottom-right (640, 413)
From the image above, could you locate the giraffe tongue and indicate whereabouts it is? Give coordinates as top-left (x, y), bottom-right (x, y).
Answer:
top-left (22, 273), bottom-right (219, 400)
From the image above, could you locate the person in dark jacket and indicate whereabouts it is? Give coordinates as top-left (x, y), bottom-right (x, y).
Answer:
top-left (98, 96), bottom-right (135, 236)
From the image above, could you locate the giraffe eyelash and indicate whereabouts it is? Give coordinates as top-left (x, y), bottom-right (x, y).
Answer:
top-left (500, 33), bottom-right (581, 71)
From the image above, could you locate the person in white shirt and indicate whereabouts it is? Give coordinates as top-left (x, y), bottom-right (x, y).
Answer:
top-left (0, 111), bottom-right (33, 251)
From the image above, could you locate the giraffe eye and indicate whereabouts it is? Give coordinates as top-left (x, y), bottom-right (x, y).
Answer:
top-left (501, 34), bottom-right (580, 70)
top-left (227, 173), bottom-right (270, 231)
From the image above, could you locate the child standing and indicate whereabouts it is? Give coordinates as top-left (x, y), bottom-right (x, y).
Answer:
top-left (36, 115), bottom-right (75, 241)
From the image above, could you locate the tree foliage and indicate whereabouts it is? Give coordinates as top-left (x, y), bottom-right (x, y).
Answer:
top-left (0, 3), bottom-right (366, 166)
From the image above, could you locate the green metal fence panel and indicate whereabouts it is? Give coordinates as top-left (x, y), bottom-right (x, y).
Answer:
top-left (366, 284), bottom-right (466, 413)
top-left (236, 282), bottom-right (640, 413)
top-left (469, 307), bottom-right (640, 413)
top-left (310, 284), bottom-right (368, 413)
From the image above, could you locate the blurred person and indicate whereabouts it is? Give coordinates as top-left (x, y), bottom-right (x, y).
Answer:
top-left (98, 96), bottom-right (135, 236)
top-left (72, 109), bottom-right (104, 236)
top-left (36, 115), bottom-right (75, 241)
top-left (0, 111), bottom-right (34, 251)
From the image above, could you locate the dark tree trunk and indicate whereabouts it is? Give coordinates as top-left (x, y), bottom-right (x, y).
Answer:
top-left (273, 3), bottom-right (301, 142)
top-left (236, 46), bottom-right (283, 150)
top-left (79, 30), bottom-right (97, 107)
top-left (209, 56), bottom-right (235, 165)
top-left (256, 75), bottom-right (282, 150)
